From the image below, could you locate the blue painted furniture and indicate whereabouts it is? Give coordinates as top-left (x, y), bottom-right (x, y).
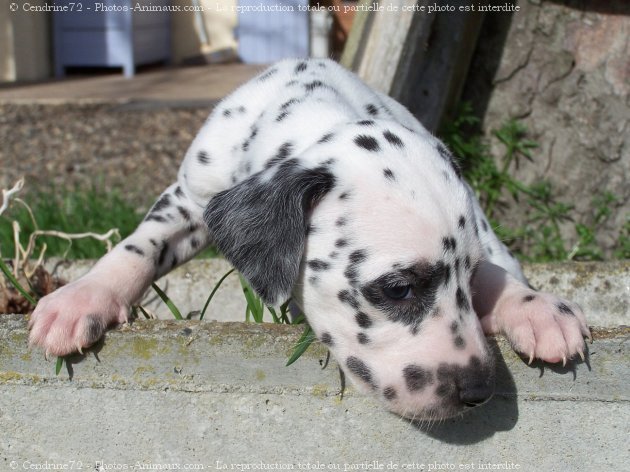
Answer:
top-left (237, 0), bottom-right (310, 64)
top-left (53, 0), bottom-right (171, 77)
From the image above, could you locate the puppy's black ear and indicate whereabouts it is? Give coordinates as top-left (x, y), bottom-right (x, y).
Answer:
top-left (204, 159), bottom-right (335, 305)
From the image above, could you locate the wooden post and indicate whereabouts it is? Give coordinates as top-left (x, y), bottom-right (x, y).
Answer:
top-left (342, 0), bottom-right (485, 132)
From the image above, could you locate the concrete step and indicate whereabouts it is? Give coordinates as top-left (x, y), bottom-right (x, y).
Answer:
top-left (0, 314), bottom-right (628, 470)
top-left (44, 259), bottom-right (630, 326)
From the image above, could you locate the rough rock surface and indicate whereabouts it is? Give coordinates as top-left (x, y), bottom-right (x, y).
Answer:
top-left (462, 0), bottom-right (629, 256)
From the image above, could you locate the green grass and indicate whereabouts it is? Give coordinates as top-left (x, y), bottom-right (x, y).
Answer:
top-left (439, 103), bottom-right (628, 262)
top-left (0, 186), bottom-right (143, 259)
top-left (0, 186), bottom-right (220, 260)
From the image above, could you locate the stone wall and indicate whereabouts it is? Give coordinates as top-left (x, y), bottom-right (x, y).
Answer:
top-left (461, 0), bottom-right (628, 257)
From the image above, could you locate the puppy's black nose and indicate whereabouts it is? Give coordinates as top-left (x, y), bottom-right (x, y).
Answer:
top-left (459, 384), bottom-right (494, 407)
top-left (456, 355), bottom-right (495, 408)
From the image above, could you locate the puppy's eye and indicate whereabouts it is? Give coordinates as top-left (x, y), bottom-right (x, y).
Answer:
top-left (383, 284), bottom-right (413, 300)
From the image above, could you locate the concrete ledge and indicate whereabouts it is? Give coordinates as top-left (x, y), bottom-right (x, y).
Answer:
top-left (45, 259), bottom-right (630, 326)
top-left (1, 314), bottom-right (628, 469)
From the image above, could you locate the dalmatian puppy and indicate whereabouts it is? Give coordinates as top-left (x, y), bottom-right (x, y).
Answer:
top-left (28, 59), bottom-right (590, 420)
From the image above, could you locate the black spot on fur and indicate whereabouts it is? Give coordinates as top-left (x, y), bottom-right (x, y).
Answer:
top-left (365, 104), bottom-right (379, 116)
top-left (318, 133), bottom-right (334, 143)
top-left (124, 244), bottom-right (144, 256)
top-left (338, 290), bottom-right (360, 309)
top-left (336, 216), bottom-right (347, 227)
top-left (454, 335), bottom-right (465, 349)
top-left (383, 168), bottom-right (395, 181)
top-left (295, 62), bottom-right (307, 73)
top-left (149, 239), bottom-right (158, 247)
top-left (557, 302), bottom-right (575, 316)
top-left (175, 186), bottom-right (184, 198)
top-left (349, 250), bottom-right (367, 265)
top-left (450, 321), bottom-right (459, 333)
top-left (320, 332), bottom-right (333, 346)
top-left (346, 356), bottom-right (376, 389)
top-left (355, 311), bottom-right (372, 328)
top-left (523, 294), bottom-right (536, 303)
top-left (158, 241), bottom-right (169, 266)
top-left (198, 151), bottom-right (212, 167)
top-left (442, 236), bottom-right (457, 252)
top-left (335, 239), bottom-right (348, 248)
top-left (458, 215), bottom-right (466, 229)
top-left (177, 206), bottom-right (191, 221)
top-left (152, 194), bottom-right (171, 213)
top-left (383, 386), bottom-right (397, 400)
top-left (344, 266), bottom-right (359, 285)
top-left (464, 255), bottom-right (471, 271)
top-left (258, 68), bottom-right (278, 81)
top-left (443, 264), bottom-right (451, 286)
top-left (339, 191), bottom-right (350, 200)
top-left (249, 125), bottom-right (259, 140)
top-left (84, 314), bottom-right (105, 345)
top-left (222, 109), bottom-right (232, 118)
top-left (308, 259), bottom-right (330, 271)
top-left (305, 80), bottom-right (325, 92)
top-left (276, 111), bottom-right (289, 122)
top-left (280, 98), bottom-right (300, 110)
top-left (344, 251), bottom-right (367, 284)
top-left (354, 135), bottom-right (380, 152)
top-left (357, 120), bottom-right (375, 126)
top-left (481, 219), bottom-right (489, 232)
top-left (383, 130), bottom-right (404, 148)
top-left (190, 238), bottom-right (200, 250)
top-left (145, 214), bottom-right (167, 223)
top-left (357, 333), bottom-right (369, 344)
top-left (403, 365), bottom-right (433, 392)
top-left (456, 287), bottom-right (470, 311)
top-left (486, 246), bottom-right (494, 256)
top-left (436, 142), bottom-right (462, 178)
top-left (265, 142), bottom-right (293, 169)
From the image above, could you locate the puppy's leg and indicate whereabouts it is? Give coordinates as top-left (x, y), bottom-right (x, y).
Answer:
top-left (28, 182), bottom-right (211, 356)
top-left (467, 190), bottom-right (590, 364)
top-left (471, 260), bottom-right (591, 365)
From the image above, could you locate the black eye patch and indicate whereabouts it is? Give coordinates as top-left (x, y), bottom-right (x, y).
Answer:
top-left (360, 261), bottom-right (446, 327)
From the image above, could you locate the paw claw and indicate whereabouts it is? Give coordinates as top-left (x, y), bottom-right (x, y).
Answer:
top-left (562, 355), bottom-right (567, 367)
top-left (77, 344), bottom-right (84, 355)
top-left (578, 349), bottom-right (585, 362)
top-left (528, 353), bottom-right (534, 365)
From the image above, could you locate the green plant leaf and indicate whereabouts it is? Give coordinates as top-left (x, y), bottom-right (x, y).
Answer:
top-left (55, 356), bottom-right (64, 375)
top-left (239, 276), bottom-right (265, 322)
top-left (150, 283), bottom-right (183, 320)
top-left (199, 268), bottom-right (235, 320)
top-left (0, 258), bottom-right (37, 305)
top-left (286, 324), bottom-right (316, 367)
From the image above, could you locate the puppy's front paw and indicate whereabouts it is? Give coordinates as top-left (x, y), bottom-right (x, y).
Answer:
top-left (485, 291), bottom-right (591, 365)
top-left (28, 277), bottom-right (129, 357)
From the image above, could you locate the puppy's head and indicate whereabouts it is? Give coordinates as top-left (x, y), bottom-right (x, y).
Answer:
top-left (205, 125), bottom-right (494, 420)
